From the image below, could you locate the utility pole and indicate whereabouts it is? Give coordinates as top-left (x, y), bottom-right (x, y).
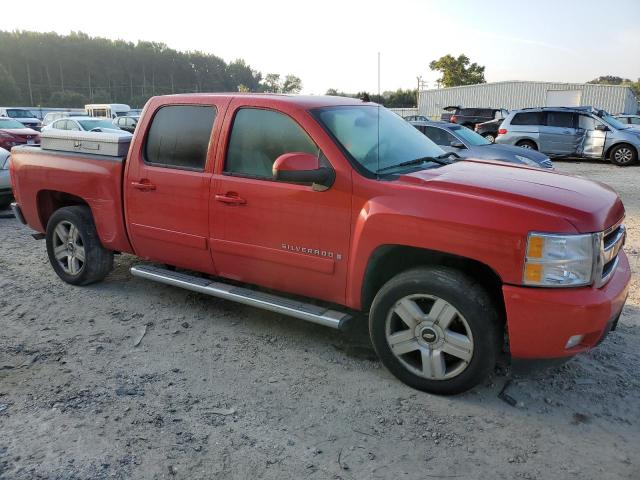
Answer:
top-left (59, 63), bottom-right (65, 92)
top-left (377, 52), bottom-right (381, 100)
top-left (26, 61), bottom-right (34, 105)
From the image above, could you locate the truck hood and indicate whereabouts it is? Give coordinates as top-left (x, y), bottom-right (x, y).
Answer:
top-left (398, 160), bottom-right (624, 232)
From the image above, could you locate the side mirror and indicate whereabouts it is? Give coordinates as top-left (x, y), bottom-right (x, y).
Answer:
top-left (450, 141), bottom-right (466, 149)
top-left (595, 124), bottom-right (609, 132)
top-left (272, 152), bottom-right (335, 191)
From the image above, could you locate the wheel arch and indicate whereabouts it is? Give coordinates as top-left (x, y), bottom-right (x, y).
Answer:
top-left (515, 138), bottom-right (538, 149)
top-left (605, 141), bottom-right (638, 161)
top-left (360, 244), bottom-right (505, 322)
top-left (37, 190), bottom-right (90, 230)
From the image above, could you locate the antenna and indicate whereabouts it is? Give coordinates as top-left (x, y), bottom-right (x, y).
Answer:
top-left (377, 52), bottom-right (381, 177)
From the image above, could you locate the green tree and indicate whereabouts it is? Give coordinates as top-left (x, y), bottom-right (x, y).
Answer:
top-left (282, 74), bottom-right (302, 94)
top-left (428, 54), bottom-right (486, 88)
top-left (0, 63), bottom-right (20, 104)
top-left (48, 91), bottom-right (88, 108)
top-left (262, 73), bottom-right (281, 93)
top-left (588, 76), bottom-right (640, 97)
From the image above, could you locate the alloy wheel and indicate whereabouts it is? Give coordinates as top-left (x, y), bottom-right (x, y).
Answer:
top-left (52, 220), bottom-right (86, 275)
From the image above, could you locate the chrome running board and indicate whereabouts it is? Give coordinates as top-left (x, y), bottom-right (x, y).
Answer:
top-left (130, 264), bottom-right (350, 330)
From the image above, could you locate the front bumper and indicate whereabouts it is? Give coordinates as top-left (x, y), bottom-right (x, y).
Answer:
top-left (503, 251), bottom-right (630, 359)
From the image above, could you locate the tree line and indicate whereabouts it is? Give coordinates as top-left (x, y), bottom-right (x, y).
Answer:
top-left (0, 30), bottom-right (302, 107)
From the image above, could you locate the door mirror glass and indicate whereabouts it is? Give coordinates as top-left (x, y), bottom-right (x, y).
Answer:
top-left (272, 152), bottom-right (335, 191)
top-left (450, 141), bottom-right (466, 149)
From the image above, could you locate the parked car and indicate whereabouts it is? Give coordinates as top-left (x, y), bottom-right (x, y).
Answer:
top-left (404, 115), bottom-right (430, 122)
top-left (496, 107), bottom-right (640, 166)
top-left (0, 107), bottom-right (42, 131)
top-left (0, 118), bottom-right (41, 150)
top-left (440, 106), bottom-right (509, 129)
top-left (474, 109), bottom-right (510, 143)
top-left (43, 116), bottom-right (125, 134)
top-left (411, 120), bottom-right (552, 169)
top-left (614, 114), bottom-right (640, 127)
top-left (0, 147), bottom-right (12, 209)
top-left (43, 111), bottom-right (88, 127)
top-left (113, 115), bottom-right (140, 133)
top-left (10, 95), bottom-right (629, 395)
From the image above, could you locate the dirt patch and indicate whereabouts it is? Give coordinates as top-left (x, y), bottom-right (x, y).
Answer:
top-left (0, 160), bottom-right (638, 479)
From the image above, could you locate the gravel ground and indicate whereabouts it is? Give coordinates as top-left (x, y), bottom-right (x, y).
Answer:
top-left (0, 159), bottom-right (638, 480)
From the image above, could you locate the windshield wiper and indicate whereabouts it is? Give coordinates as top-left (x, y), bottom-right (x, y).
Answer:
top-left (376, 152), bottom-right (458, 174)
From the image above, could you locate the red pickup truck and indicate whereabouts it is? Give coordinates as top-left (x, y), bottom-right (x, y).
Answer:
top-left (9, 94), bottom-right (630, 394)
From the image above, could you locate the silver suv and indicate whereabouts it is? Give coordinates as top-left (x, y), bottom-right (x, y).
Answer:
top-left (496, 107), bottom-right (640, 166)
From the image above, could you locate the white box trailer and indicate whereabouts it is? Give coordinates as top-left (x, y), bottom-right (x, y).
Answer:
top-left (85, 103), bottom-right (131, 119)
top-left (40, 129), bottom-right (132, 157)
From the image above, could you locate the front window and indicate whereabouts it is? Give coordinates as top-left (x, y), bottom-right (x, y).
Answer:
top-left (0, 118), bottom-right (28, 129)
top-left (313, 106), bottom-right (445, 175)
top-left (7, 109), bottom-right (36, 118)
top-left (78, 119), bottom-right (119, 131)
top-left (599, 113), bottom-right (630, 130)
top-left (450, 126), bottom-right (491, 146)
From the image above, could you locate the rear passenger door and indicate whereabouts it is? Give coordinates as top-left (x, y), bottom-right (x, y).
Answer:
top-left (125, 102), bottom-right (224, 273)
top-left (540, 111), bottom-right (579, 155)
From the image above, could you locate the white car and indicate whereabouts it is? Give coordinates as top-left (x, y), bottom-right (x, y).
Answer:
top-left (0, 147), bottom-right (12, 209)
top-left (614, 114), bottom-right (640, 128)
top-left (0, 107), bottom-right (42, 131)
top-left (43, 116), bottom-right (126, 134)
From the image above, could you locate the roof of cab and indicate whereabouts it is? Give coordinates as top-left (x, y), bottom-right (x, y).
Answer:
top-left (153, 93), bottom-right (375, 109)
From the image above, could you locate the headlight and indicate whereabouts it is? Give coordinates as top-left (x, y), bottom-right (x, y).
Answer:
top-left (514, 154), bottom-right (539, 167)
top-left (523, 232), bottom-right (596, 287)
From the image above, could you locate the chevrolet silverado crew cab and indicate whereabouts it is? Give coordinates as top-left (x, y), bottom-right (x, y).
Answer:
top-left (9, 94), bottom-right (630, 395)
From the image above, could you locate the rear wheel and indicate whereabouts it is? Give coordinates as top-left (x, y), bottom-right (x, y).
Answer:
top-left (610, 144), bottom-right (637, 166)
top-left (483, 133), bottom-right (496, 143)
top-left (516, 140), bottom-right (537, 150)
top-left (46, 206), bottom-right (114, 285)
top-left (369, 267), bottom-right (501, 395)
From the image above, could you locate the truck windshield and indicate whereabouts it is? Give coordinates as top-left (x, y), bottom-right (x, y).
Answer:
top-left (313, 106), bottom-right (445, 175)
top-left (7, 109), bottom-right (36, 118)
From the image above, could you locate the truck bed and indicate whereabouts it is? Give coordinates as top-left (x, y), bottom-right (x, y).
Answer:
top-left (10, 146), bottom-right (133, 254)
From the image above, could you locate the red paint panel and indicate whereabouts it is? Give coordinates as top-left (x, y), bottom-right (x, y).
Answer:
top-left (210, 238), bottom-right (334, 274)
top-left (131, 223), bottom-right (207, 250)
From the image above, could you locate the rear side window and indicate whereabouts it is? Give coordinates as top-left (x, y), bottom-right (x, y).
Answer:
top-left (144, 105), bottom-right (216, 170)
top-left (225, 108), bottom-right (320, 178)
top-left (511, 112), bottom-right (544, 126)
top-left (546, 112), bottom-right (575, 128)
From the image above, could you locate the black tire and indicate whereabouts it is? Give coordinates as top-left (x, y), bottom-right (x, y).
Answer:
top-left (609, 143), bottom-right (638, 166)
top-left (46, 206), bottom-right (114, 285)
top-left (516, 140), bottom-right (538, 150)
top-left (482, 133), bottom-right (496, 143)
top-left (369, 267), bottom-right (500, 395)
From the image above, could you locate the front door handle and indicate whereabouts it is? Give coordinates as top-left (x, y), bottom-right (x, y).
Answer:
top-left (215, 193), bottom-right (246, 205)
top-left (131, 180), bottom-right (156, 191)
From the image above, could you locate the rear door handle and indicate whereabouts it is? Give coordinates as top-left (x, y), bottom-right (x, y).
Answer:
top-left (215, 193), bottom-right (246, 205)
top-left (131, 180), bottom-right (156, 191)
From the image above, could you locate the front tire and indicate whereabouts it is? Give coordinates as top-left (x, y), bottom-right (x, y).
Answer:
top-left (609, 144), bottom-right (637, 166)
top-left (369, 267), bottom-right (500, 395)
top-left (46, 206), bottom-right (114, 285)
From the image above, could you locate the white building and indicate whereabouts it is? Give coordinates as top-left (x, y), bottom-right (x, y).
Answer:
top-left (418, 81), bottom-right (638, 119)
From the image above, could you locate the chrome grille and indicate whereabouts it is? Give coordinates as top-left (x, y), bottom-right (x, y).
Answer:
top-left (594, 223), bottom-right (625, 287)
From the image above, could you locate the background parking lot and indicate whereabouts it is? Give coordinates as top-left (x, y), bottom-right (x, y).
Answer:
top-left (0, 160), bottom-right (638, 480)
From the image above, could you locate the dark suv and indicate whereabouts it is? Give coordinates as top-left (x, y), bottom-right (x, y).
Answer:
top-left (441, 106), bottom-right (509, 130)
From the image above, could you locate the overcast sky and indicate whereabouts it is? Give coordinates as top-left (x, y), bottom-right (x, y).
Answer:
top-left (4, 0), bottom-right (639, 94)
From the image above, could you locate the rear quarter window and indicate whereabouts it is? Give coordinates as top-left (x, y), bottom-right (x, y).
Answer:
top-left (511, 112), bottom-right (544, 126)
top-left (144, 105), bottom-right (216, 170)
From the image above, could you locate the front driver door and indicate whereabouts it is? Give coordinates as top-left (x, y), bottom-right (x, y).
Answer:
top-left (210, 103), bottom-right (352, 305)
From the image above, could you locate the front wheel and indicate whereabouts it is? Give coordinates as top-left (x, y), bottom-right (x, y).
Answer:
top-left (610, 144), bottom-right (637, 166)
top-left (46, 206), bottom-right (114, 285)
top-left (369, 267), bottom-right (500, 395)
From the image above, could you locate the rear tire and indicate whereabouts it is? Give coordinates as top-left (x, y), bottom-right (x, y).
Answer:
top-left (516, 140), bottom-right (537, 150)
top-left (46, 206), bottom-right (114, 285)
top-left (369, 267), bottom-right (501, 395)
top-left (609, 144), bottom-right (637, 166)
